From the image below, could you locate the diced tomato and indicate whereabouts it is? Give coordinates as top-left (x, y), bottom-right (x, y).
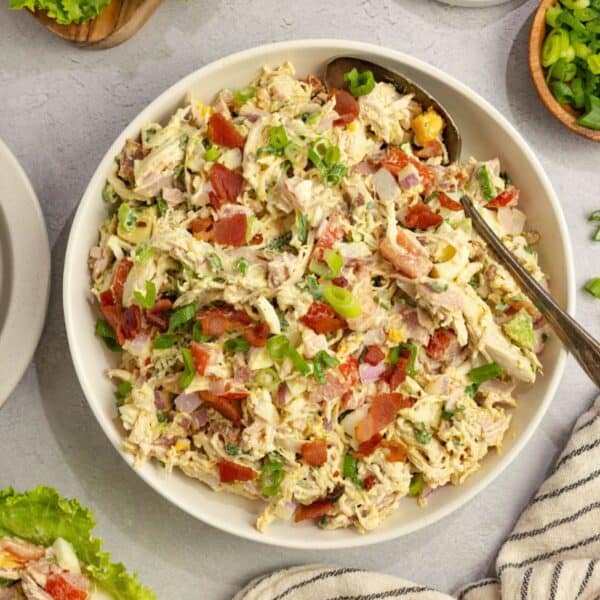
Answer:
top-left (438, 192), bottom-right (462, 211)
top-left (213, 213), bottom-right (247, 247)
top-left (191, 217), bottom-right (214, 241)
top-left (314, 213), bottom-right (345, 260)
top-left (207, 112), bottom-right (245, 149)
top-left (199, 391), bottom-right (242, 422)
top-left (380, 440), bottom-right (407, 462)
top-left (301, 301), bottom-right (347, 334)
top-left (404, 203), bottom-right (443, 229)
top-left (243, 321), bottom-right (270, 347)
top-left (294, 499), bottom-right (335, 523)
top-left (112, 258), bottom-right (133, 303)
top-left (425, 328), bottom-right (457, 361)
top-left (331, 88), bottom-right (359, 126)
top-left (353, 433), bottom-right (382, 458)
top-left (355, 393), bottom-right (415, 443)
top-left (209, 163), bottom-right (244, 208)
top-left (382, 147), bottom-right (433, 190)
top-left (120, 304), bottom-right (142, 341)
top-left (218, 459), bottom-right (256, 483)
top-left (300, 439), bottom-right (328, 467)
top-left (363, 474), bottom-right (378, 490)
top-left (486, 188), bottom-right (519, 209)
top-left (45, 574), bottom-right (87, 600)
top-left (362, 345), bottom-right (385, 366)
top-left (338, 356), bottom-right (360, 387)
top-left (190, 342), bottom-right (210, 375)
top-left (331, 276), bottom-right (348, 287)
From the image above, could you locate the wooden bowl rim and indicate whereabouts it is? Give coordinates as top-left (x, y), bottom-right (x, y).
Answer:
top-left (529, 0), bottom-right (600, 142)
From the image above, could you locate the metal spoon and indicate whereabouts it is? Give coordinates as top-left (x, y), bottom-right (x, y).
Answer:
top-left (324, 56), bottom-right (462, 164)
top-left (461, 195), bottom-right (600, 387)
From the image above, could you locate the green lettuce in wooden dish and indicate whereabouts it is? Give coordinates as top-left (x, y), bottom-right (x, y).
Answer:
top-left (8, 0), bottom-right (111, 24)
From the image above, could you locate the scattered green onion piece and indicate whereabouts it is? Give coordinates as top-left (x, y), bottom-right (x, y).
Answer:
top-left (192, 322), bottom-right (212, 343)
top-left (296, 212), bottom-right (309, 245)
top-left (286, 347), bottom-right (312, 376)
top-left (179, 347), bottom-right (195, 389)
top-left (133, 281), bottom-right (156, 309)
top-left (413, 423), bottom-right (432, 445)
top-left (324, 163), bottom-right (347, 187)
top-left (324, 250), bottom-right (344, 278)
top-left (224, 337), bottom-right (250, 354)
top-left (586, 17), bottom-right (600, 32)
top-left (502, 311), bottom-right (535, 351)
top-left (584, 277), bottom-right (600, 297)
top-left (465, 383), bottom-right (478, 398)
top-left (259, 457), bottom-right (284, 497)
top-left (269, 126), bottom-right (289, 150)
top-left (254, 368), bottom-right (280, 390)
top-left (267, 335), bottom-right (290, 360)
top-left (235, 257), bottom-right (249, 274)
top-left (153, 334), bottom-right (176, 349)
top-left (95, 319), bottom-right (121, 352)
top-left (234, 86), bottom-right (255, 103)
top-left (408, 473), bottom-right (424, 497)
top-left (468, 362), bottom-right (503, 385)
top-left (576, 94), bottom-right (600, 129)
top-left (560, 0), bottom-right (590, 10)
top-left (322, 285), bottom-right (362, 319)
top-left (115, 381), bottom-right (132, 400)
top-left (477, 165), bottom-right (495, 200)
top-left (343, 68), bottom-right (376, 97)
top-left (225, 443), bottom-right (241, 456)
top-left (304, 274), bottom-right (322, 299)
top-left (117, 203), bottom-right (137, 232)
top-left (203, 146), bottom-right (221, 161)
top-left (168, 303), bottom-right (197, 332)
top-left (589, 209), bottom-right (600, 221)
top-left (547, 3), bottom-right (563, 27)
top-left (313, 350), bottom-right (339, 384)
top-left (399, 342), bottom-right (418, 376)
top-left (342, 454), bottom-right (363, 487)
top-left (557, 8), bottom-right (589, 33)
top-left (542, 30), bottom-right (566, 66)
top-left (572, 76), bottom-right (587, 108)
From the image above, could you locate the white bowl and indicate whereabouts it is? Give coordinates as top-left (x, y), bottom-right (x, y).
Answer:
top-left (64, 40), bottom-right (574, 550)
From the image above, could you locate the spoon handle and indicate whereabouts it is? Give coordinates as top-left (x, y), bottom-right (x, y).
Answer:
top-left (461, 195), bottom-right (600, 388)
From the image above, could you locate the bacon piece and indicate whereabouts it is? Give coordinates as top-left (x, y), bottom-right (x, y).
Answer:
top-left (300, 439), bottom-right (328, 467)
top-left (353, 433), bottom-right (382, 458)
top-left (362, 345), bottom-right (385, 366)
top-left (425, 328), bottom-right (458, 361)
top-left (381, 440), bottom-right (407, 462)
top-left (191, 217), bottom-right (214, 242)
top-left (382, 147), bottom-right (433, 191)
top-left (121, 305), bottom-right (142, 341)
top-left (331, 276), bottom-right (348, 288)
top-left (314, 213), bottom-right (344, 260)
top-left (197, 306), bottom-right (251, 337)
top-left (331, 88), bottom-right (359, 126)
top-left (213, 213), bottom-right (247, 247)
top-left (404, 203), bottom-right (443, 229)
top-left (207, 112), bottom-right (245, 149)
top-left (190, 342), bottom-right (210, 375)
top-left (301, 301), bottom-right (346, 334)
top-left (379, 230), bottom-right (432, 280)
top-left (146, 298), bottom-right (172, 332)
top-left (363, 474), bottom-right (378, 490)
top-left (355, 393), bottom-right (415, 443)
top-left (243, 322), bottom-right (270, 347)
top-left (294, 499), bottom-right (335, 523)
top-left (199, 391), bottom-right (242, 422)
top-left (338, 355), bottom-right (360, 386)
top-left (209, 163), bottom-right (244, 208)
top-left (486, 188), bottom-right (519, 209)
top-left (218, 459), bottom-right (256, 483)
top-left (438, 192), bottom-right (463, 211)
top-left (112, 257), bottom-right (133, 303)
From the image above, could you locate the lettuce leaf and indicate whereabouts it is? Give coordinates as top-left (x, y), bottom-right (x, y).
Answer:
top-left (0, 487), bottom-right (155, 600)
top-left (8, 0), bottom-right (111, 25)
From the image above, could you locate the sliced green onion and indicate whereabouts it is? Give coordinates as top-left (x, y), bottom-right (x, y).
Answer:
top-left (283, 143), bottom-right (305, 167)
top-left (430, 281), bottom-right (449, 293)
top-left (503, 311), bottom-right (535, 351)
top-left (560, 0), bottom-right (590, 9)
top-left (286, 347), bottom-right (312, 376)
top-left (546, 3), bottom-right (563, 27)
top-left (254, 368), bottom-right (280, 390)
top-left (576, 94), bottom-right (600, 129)
top-left (168, 303), bottom-right (197, 332)
top-left (322, 285), bottom-right (362, 318)
top-left (413, 423), bottom-right (432, 445)
top-left (259, 457), bottom-right (284, 496)
top-left (343, 67), bottom-right (376, 97)
top-left (117, 203), bottom-right (137, 231)
top-left (587, 54), bottom-right (600, 74)
top-left (224, 337), bottom-right (250, 354)
top-left (324, 163), bottom-right (347, 187)
top-left (589, 209), bottom-right (600, 221)
top-left (133, 280), bottom-right (156, 309)
top-left (313, 350), bottom-right (339, 384)
top-left (543, 30), bottom-right (567, 66)
top-left (267, 335), bottom-right (290, 360)
top-left (203, 146), bottom-right (221, 161)
top-left (234, 86), bottom-right (255, 103)
top-left (235, 257), bottom-right (249, 274)
top-left (268, 126), bottom-right (289, 150)
top-left (408, 473), bottom-right (424, 496)
top-left (574, 7), bottom-right (599, 21)
top-left (95, 319), bottom-right (121, 352)
top-left (224, 443), bottom-right (241, 456)
top-left (477, 165), bottom-right (495, 200)
top-left (468, 362), bottom-right (502, 385)
top-left (296, 212), bottom-right (309, 245)
top-left (342, 454), bottom-right (363, 487)
top-left (572, 76), bottom-right (586, 108)
top-left (179, 347), bottom-right (195, 389)
top-left (552, 81), bottom-right (574, 103)
top-left (192, 322), bottom-right (212, 343)
top-left (584, 277), bottom-right (600, 297)
top-left (153, 333), bottom-right (176, 349)
top-left (115, 381), bottom-right (132, 400)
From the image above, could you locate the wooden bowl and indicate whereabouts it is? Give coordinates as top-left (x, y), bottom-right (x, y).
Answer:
top-left (529, 0), bottom-right (600, 142)
top-left (33, 0), bottom-right (162, 49)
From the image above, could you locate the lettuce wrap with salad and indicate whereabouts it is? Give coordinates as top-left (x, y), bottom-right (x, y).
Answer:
top-left (0, 487), bottom-right (154, 600)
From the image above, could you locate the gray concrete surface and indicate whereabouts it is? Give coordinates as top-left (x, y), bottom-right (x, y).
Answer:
top-left (0, 1), bottom-right (598, 597)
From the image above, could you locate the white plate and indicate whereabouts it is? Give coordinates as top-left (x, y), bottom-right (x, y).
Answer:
top-left (436, 0), bottom-right (513, 6)
top-left (0, 139), bottom-right (50, 406)
top-left (63, 40), bottom-right (575, 550)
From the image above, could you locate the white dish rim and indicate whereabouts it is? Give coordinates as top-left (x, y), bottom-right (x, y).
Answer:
top-left (63, 39), bottom-right (575, 549)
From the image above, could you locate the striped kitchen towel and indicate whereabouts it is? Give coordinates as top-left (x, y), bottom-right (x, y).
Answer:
top-left (235, 397), bottom-right (600, 600)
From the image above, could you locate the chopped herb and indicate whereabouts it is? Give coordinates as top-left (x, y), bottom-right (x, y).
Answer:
top-left (268, 231), bottom-right (293, 251)
top-left (296, 212), bottom-right (309, 245)
top-left (168, 303), bottom-right (197, 332)
top-left (259, 456), bottom-right (284, 497)
top-left (469, 276), bottom-right (479, 289)
top-left (95, 319), bottom-right (121, 352)
top-left (342, 454), bottom-right (363, 488)
top-left (224, 337), bottom-right (250, 354)
top-left (173, 164), bottom-right (184, 180)
top-left (117, 203), bottom-right (137, 232)
top-left (156, 411), bottom-right (168, 423)
top-left (179, 134), bottom-right (189, 149)
top-left (192, 322), bottom-right (212, 343)
top-left (276, 309), bottom-right (289, 330)
top-left (157, 194), bottom-right (168, 216)
top-left (235, 257), bottom-right (249, 274)
top-left (153, 334), bottom-right (176, 349)
top-left (207, 253), bottom-right (223, 272)
top-left (133, 280), bottom-right (156, 309)
top-left (144, 127), bottom-right (157, 144)
top-left (408, 473), bottom-right (424, 496)
top-left (225, 443), bottom-right (241, 456)
top-left (413, 423), bottom-right (432, 445)
top-left (524, 244), bottom-right (535, 254)
top-left (430, 281), bottom-right (449, 293)
top-left (304, 274), bottom-right (322, 299)
top-left (115, 381), bottom-right (132, 400)
top-left (465, 383), bottom-right (478, 398)
top-left (179, 347), bottom-right (196, 389)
